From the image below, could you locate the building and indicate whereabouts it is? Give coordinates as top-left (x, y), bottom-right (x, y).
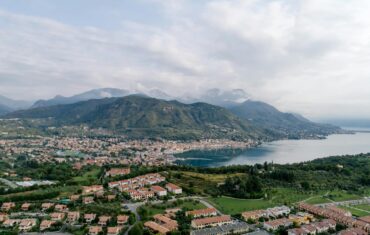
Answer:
top-left (0, 213), bottom-right (8, 222)
top-left (186, 208), bottom-right (218, 218)
top-left (151, 185), bottom-right (167, 196)
top-left (153, 214), bottom-right (178, 231)
top-left (144, 221), bottom-right (170, 234)
top-left (98, 215), bottom-right (111, 226)
top-left (19, 219), bottom-right (37, 232)
top-left (191, 215), bottom-right (233, 229)
top-left (2, 219), bottom-right (20, 228)
top-left (85, 213), bottom-right (97, 223)
top-left (50, 212), bottom-right (65, 221)
top-left (288, 228), bottom-right (308, 235)
top-left (41, 202), bottom-right (54, 211)
top-left (338, 228), bottom-right (367, 235)
top-left (21, 203), bottom-right (31, 211)
top-left (83, 185), bottom-right (104, 195)
top-left (166, 183), bottom-right (182, 194)
top-left (89, 226), bottom-right (103, 235)
top-left (191, 221), bottom-right (250, 235)
top-left (67, 211), bottom-right (80, 223)
top-left (1, 202), bottom-right (15, 211)
top-left (263, 218), bottom-right (293, 231)
top-left (107, 226), bottom-right (123, 235)
top-left (83, 196), bottom-right (95, 204)
top-left (267, 206), bottom-right (291, 217)
top-left (117, 215), bottom-right (129, 225)
top-left (242, 210), bottom-right (268, 221)
top-left (70, 194), bottom-right (80, 201)
top-left (106, 168), bottom-right (130, 177)
top-left (40, 220), bottom-right (56, 231)
top-left (55, 204), bottom-right (68, 212)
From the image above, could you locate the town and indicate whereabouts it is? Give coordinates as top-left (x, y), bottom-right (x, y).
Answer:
top-left (1, 158), bottom-right (370, 235)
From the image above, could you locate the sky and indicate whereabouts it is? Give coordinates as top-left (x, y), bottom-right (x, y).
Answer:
top-left (0, 0), bottom-right (370, 119)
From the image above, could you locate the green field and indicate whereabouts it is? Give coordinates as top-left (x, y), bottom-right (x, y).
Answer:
top-left (206, 196), bottom-right (275, 214)
top-left (305, 196), bottom-right (332, 204)
top-left (354, 203), bottom-right (370, 211)
top-left (338, 205), bottom-right (370, 217)
top-left (326, 190), bottom-right (362, 202)
top-left (72, 168), bottom-right (100, 185)
top-left (139, 199), bottom-right (207, 218)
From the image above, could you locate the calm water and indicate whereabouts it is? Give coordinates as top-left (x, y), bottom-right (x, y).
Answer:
top-left (176, 132), bottom-right (370, 167)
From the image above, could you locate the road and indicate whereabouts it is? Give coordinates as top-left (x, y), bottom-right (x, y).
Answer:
top-left (0, 178), bottom-right (18, 189)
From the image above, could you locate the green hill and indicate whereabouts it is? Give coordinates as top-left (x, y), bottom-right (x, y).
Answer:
top-left (229, 100), bottom-right (340, 139)
top-left (5, 95), bottom-right (268, 140)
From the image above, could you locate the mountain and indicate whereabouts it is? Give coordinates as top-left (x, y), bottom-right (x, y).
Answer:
top-left (0, 95), bottom-right (32, 110)
top-left (229, 100), bottom-right (340, 138)
top-left (29, 87), bottom-right (251, 109)
top-left (7, 95), bottom-right (268, 140)
top-left (0, 103), bottom-right (13, 115)
top-left (31, 88), bottom-right (131, 108)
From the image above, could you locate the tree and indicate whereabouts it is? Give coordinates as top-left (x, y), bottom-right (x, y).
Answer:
top-left (128, 223), bottom-right (143, 235)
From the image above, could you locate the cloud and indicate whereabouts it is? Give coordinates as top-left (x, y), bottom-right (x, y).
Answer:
top-left (0, 1), bottom-right (370, 119)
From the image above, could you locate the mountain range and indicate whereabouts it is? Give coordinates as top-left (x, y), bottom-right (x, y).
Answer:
top-left (229, 100), bottom-right (339, 138)
top-left (0, 95), bottom-right (32, 113)
top-left (30, 88), bottom-right (250, 108)
top-left (5, 95), bottom-right (268, 140)
top-left (4, 93), bottom-right (340, 140)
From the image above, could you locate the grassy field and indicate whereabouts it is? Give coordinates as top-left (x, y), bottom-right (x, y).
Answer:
top-left (338, 205), bottom-right (370, 217)
top-left (166, 171), bottom-right (246, 195)
top-left (354, 203), bottom-right (370, 211)
top-left (139, 199), bottom-right (207, 217)
top-left (305, 196), bottom-right (332, 204)
top-left (72, 168), bottom-right (100, 185)
top-left (207, 196), bottom-right (275, 214)
top-left (326, 190), bottom-right (362, 202)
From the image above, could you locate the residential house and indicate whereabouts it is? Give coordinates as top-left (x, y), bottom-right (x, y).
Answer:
top-left (242, 210), bottom-right (268, 221)
top-left (107, 226), bottom-right (123, 235)
top-left (153, 214), bottom-right (178, 231)
top-left (19, 219), bottom-right (37, 232)
top-left (67, 211), bottom-right (80, 223)
top-left (191, 215), bottom-right (232, 229)
top-left (151, 185), bottom-right (167, 197)
top-left (117, 215), bottom-right (129, 225)
top-left (1, 202), bottom-right (15, 211)
top-left (0, 213), bottom-right (8, 222)
top-left (83, 185), bottom-right (104, 195)
top-left (83, 197), bottom-right (95, 204)
top-left (106, 168), bottom-right (130, 177)
top-left (69, 195), bottom-right (80, 201)
top-left (55, 204), bottom-right (68, 212)
top-left (98, 215), bottom-right (111, 226)
top-left (84, 213), bottom-right (97, 223)
top-left (40, 220), bottom-right (56, 231)
top-left (41, 202), bottom-right (54, 211)
top-left (89, 226), bottom-right (103, 235)
top-left (144, 221), bottom-right (170, 234)
top-left (21, 203), bottom-right (31, 211)
top-left (263, 218), bottom-right (293, 231)
top-left (2, 219), bottom-right (20, 228)
top-left (338, 228), bottom-right (367, 235)
top-left (186, 208), bottom-right (218, 218)
top-left (166, 183), bottom-right (182, 194)
top-left (50, 212), bottom-right (65, 221)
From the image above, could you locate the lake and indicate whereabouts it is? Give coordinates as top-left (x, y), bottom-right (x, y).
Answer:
top-left (176, 132), bottom-right (370, 167)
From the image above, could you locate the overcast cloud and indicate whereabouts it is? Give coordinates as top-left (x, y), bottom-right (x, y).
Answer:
top-left (0, 0), bottom-right (370, 119)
